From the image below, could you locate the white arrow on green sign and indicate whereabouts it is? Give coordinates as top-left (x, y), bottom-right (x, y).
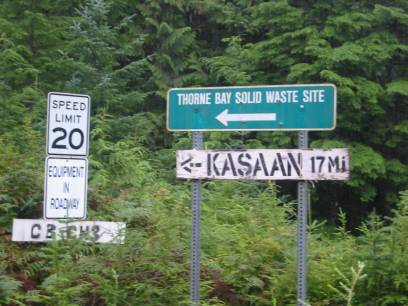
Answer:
top-left (167, 84), bottom-right (336, 131)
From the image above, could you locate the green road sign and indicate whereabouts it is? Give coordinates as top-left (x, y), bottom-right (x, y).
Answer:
top-left (167, 84), bottom-right (336, 131)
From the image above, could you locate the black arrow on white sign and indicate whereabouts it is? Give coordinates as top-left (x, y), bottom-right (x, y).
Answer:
top-left (180, 157), bottom-right (202, 173)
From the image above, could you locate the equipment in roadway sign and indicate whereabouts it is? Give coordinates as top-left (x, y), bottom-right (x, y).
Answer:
top-left (167, 84), bottom-right (336, 131)
top-left (44, 157), bottom-right (88, 219)
top-left (12, 219), bottom-right (125, 244)
top-left (177, 149), bottom-right (349, 180)
top-left (47, 92), bottom-right (90, 156)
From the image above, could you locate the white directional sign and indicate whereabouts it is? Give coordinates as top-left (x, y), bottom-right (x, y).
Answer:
top-left (12, 219), bottom-right (125, 244)
top-left (177, 149), bottom-right (349, 180)
top-left (44, 157), bottom-right (88, 219)
top-left (47, 92), bottom-right (90, 156)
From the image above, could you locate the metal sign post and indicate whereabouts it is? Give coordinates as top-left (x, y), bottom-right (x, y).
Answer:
top-left (190, 131), bottom-right (203, 305)
top-left (166, 84), bottom-right (342, 305)
top-left (297, 131), bottom-right (309, 305)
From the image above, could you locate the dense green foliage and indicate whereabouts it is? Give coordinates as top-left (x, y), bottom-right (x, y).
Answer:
top-left (0, 0), bottom-right (407, 305)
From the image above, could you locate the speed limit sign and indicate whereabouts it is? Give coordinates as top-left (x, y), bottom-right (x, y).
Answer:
top-left (47, 92), bottom-right (90, 156)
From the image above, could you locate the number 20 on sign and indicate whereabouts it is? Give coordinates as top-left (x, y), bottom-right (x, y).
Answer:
top-left (47, 92), bottom-right (91, 156)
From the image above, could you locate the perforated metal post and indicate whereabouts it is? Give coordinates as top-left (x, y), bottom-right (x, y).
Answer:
top-left (191, 131), bottom-right (203, 306)
top-left (297, 131), bottom-right (309, 305)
